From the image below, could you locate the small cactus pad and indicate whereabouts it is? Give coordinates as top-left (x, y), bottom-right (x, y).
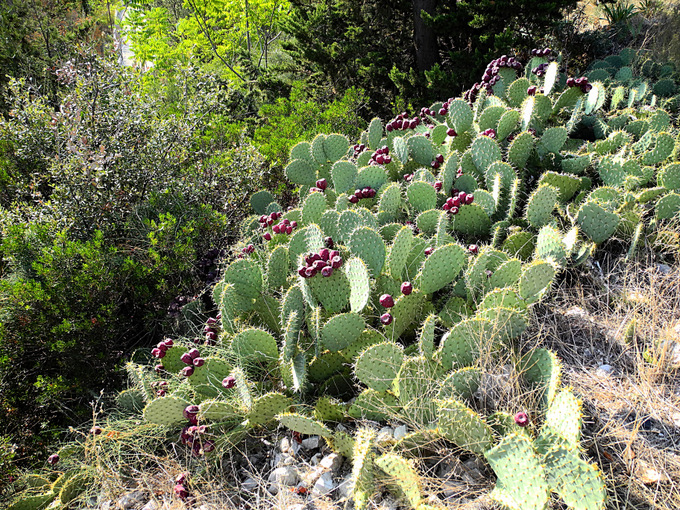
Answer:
top-left (349, 227), bottom-right (386, 277)
top-left (417, 243), bottom-right (466, 294)
top-left (248, 393), bottom-right (293, 426)
top-left (345, 257), bottom-right (371, 312)
top-left (308, 268), bottom-right (351, 313)
top-left (231, 328), bottom-right (278, 364)
top-left (437, 367), bottom-right (482, 402)
top-left (143, 396), bottom-right (191, 426)
top-left (349, 389), bottom-right (399, 421)
top-left (544, 389), bottom-right (582, 448)
top-left (519, 348), bottom-right (561, 408)
top-left (322, 312), bottom-right (366, 351)
top-left (7, 493), bottom-right (56, 510)
top-left (519, 260), bottom-right (556, 304)
top-left (576, 200), bottom-right (620, 244)
top-left (375, 453), bottom-right (422, 508)
top-left (485, 433), bottom-right (550, 510)
top-left (437, 397), bottom-right (494, 455)
top-left (278, 412), bottom-right (333, 437)
top-left (354, 342), bottom-right (404, 392)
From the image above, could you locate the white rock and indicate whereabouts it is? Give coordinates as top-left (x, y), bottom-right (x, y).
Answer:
top-left (671, 412), bottom-right (680, 427)
top-left (335, 423), bottom-right (348, 433)
top-left (436, 457), bottom-right (464, 479)
top-left (117, 491), bottom-right (146, 510)
top-left (301, 436), bottom-right (321, 450)
top-left (597, 364), bottom-right (613, 376)
top-left (656, 264), bottom-right (671, 274)
top-left (140, 500), bottom-right (158, 510)
top-left (378, 426), bottom-right (394, 440)
top-left (393, 424), bottom-right (407, 440)
top-left (279, 437), bottom-right (300, 455)
top-left (267, 466), bottom-right (299, 494)
top-left (565, 306), bottom-right (587, 319)
top-left (320, 452), bottom-right (343, 473)
top-left (337, 472), bottom-right (354, 500)
top-left (310, 453), bottom-right (322, 466)
top-left (99, 500), bottom-right (113, 510)
top-left (241, 477), bottom-right (258, 492)
top-left (673, 323), bottom-right (680, 337)
top-left (313, 471), bottom-right (336, 496)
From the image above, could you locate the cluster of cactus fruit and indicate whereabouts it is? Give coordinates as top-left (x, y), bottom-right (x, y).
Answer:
top-left (12, 47), bottom-right (680, 510)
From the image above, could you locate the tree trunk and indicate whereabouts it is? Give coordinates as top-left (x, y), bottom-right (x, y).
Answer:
top-left (412, 0), bottom-right (438, 71)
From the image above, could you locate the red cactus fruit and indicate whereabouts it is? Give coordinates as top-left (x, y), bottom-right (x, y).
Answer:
top-left (380, 313), bottom-right (393, 325)
top-left (514, 412), bottom-right (530, 427)
top-left (401, 282), bottom-right (413, 295)
top-left (379, 294), bottom-right (395, 308)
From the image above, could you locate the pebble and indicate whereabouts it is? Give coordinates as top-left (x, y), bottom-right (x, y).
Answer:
top-left (267, 466), bottom-right (299, 495)
top-left (241, 477), bottom-right (258, 492)
top-left (597, 364), bottom-right (613, 376)
top-left (655, 264), bottom-right (671, 274)
top-left (671, 412), bottom-right (680, 427)
top-left (312, 471), bottom-right (336, 496)
top-left (280, 437), bottom-right (300, 456)
top-left (565, 306), bottom-right (588, 319)
top-left (337, 472), bottom-right (354, 500)
top-left (378, 426), bottom-right (394, 439)
top-left (301, 436), bottom-right (320, 450)
top-left (310, 453), bottom-right (322, 466)
top-left (320, 453), bottom-right (343, 473)
top-left (393, 424), bottom-right (407, 440)
top-left (116, 491), bottom-right (147, 510)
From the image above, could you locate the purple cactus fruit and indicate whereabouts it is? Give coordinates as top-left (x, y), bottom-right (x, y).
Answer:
top-left (263, 232), bottom-right (272, 241)
top-left (424, 247), bottom-right (434, 256)
top-left (285, 225), bottom-right (293, 235)
top-left (188, 348), bottom-right (200, 359)
top-left (431, 160), bottom-right (440, 169)
top-left (321, 266), bottom-right (333, 277)
top-left (183, 405), bottom-right (199, 422)
top-left (180, 352), bottom-right (193, 365)
top-left (305, 267), bottom-right (317, 278)
top-left (319, 248), bottom-right (330, 261)
top-left (181, 366), bottom-right (195, 377)
top-left (222, 375), bottom-right (236, 389)
top-left (401, 282), bottom-right (413, 295)
top-left (91, 426), bottom-right (103, 435)
top-left (514, 411), bottom-right (530, 427)
top-left (450, 206), bottom-right (459, 215)
top-left (47, 454), bottom-right (59, 466)
top-left (325, 237), bottom-right (334, 249)
top-left (349, 195), bottom-right (359, 204)
top-left (157, 389), bottom-right (166, 397)
top-left (246, 244), bottom-right (254, 254)
top-left (434, 181), bottom-right (443, 191)
top-left (154, 364), bottom-right (164, 374)
top-left (380, 313), bottom-right (393, 325)
top-left (152, 348), bottom-right (165, 359)
top-left (468, 244), bottom-right (479, 254)
top-left (447, 128), bottom-right (456, 137)
top-left (331, 256), bottom-right (343, 269)
top-left (313, 259), bottom-right (327, 271)
top-left (259, 215), bottom-right (267, 223)
top-left (452, 196), bottom-right (461, 208)
top-left (379, 294), bottom-right (395, 308)
top-left (330, 250), bottom-right (339, 260)
top-left (384, 156), bottom-right (392, 165)
top-left (527, 86), bottom-right (537, 96)
top-left (202, 439), bottom-right (216, 453)
top-left (316, 178), bottom-right (328, 190)
top-left (163, 338), bottom-right (174, 347)
top-left (205, 331), bottom-right (217, 341)
top-left (443, 202), bottom-right (451, 211)
top-left (193, 357), bottom-right (205, 367)
top-left (272, 224), bottom-right (281, 234)
top-left (436, 154), bottom-right (444, 164)
top-left (298, 266), bottom-right (308, 278)
top-left (566, 77), bottom-right (575, 87)
top-left (174, 484), bottom-right (189, 500)
top-left (176, 473), bottom-right (189, 485)
top-left (465, 194), bottom-right (474, 205)
top-left (362, 187), bottom-right (372, 198)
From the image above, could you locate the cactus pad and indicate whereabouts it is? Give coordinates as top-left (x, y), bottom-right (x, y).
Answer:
top-left (375, 453), bottom-right (422, 508)
top-left (519, 260), bottom-right (556, 304)
top-left (308, 268), bottom-right (351, 313)
top-left (231, 329), bottom-right (278, 364)
top-left (143, 396), bottom-right (190, 426)
top-left (277, 412), bottom-right (332, 437)
top-left (417, 243), bottom-right (466, 294)
top-left (437, 397), bottom-right (494, 455)
top-left (322, 312), bottom-right (366, 351)
top-left (354, 342), bottom-right (404, 392)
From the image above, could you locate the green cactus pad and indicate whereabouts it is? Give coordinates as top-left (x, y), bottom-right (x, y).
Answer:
top-left (340, 257), bottom-right (370, 313)
top-left (378, 182), bottom-right (404, 219)
top-left (439, 317), bottom-right (495, 369)
top-left (449, 204), bottom-right (492, 237)
top-left (354, 341), bottom-right (404, 392)
top-left (471, 135), bottom-right (502, 174)
top-left (231, 328), bottom-right (278, 364)
top-left (349, 226), bottom-right (386, 277)
top-left (356, 165), bottom-right (389, 191)
top-left (332, 161), bottom-right (358, 194)
top-left (395, 356), bottom-right (441, 425)
top-left (655, 191), bottom-right (680, 220)
top-left (281, 285), bottom-right (305, 327)
top-left (576, 200), bottom-right (620, 244)
top-left (497, 110), bottom-right (521, 140)
top-left (250, 190), bottom-right (275, 215)
top-left (518, 260), bottom-right (556, 304)
top-left (508, 131), bottom-right (535, 169)
top-left (266, 246), bottom-right (290, 290)
top-left (544, 389), bottom-right (582, 448)
top-left (384, 291), bottom-right (426, 340)
top-left (536, 225), bottom-right (567, 267)
top-left (407, 180), bottom-right (438, 212)
top-left (392, 136), bottom-right (409, 164)
top-left (223, 258), bottom-right (263, 299)
top-left (478, 105), bottom-right (506, 132)
top-left (311, 134), bottom-right (328, 164)
top-left (289, 224), bottom-right (325, 268)
top-left (278, 412), bottom-right (333, 437)
top-left (326, 430), bottom-right (356, 459)
top-left (485, 433), bottom-right (550, 510)
top-left (543, 443), bottom-right (607, 510)
top-left (349, 388), bottom-right (399, 421)
top-left (407, 135), bottom-right (436, 166)
top-left (478, 306), bottom-right (528, 341)
top-left (539, 126), bottom-right (568, 154)
top-left (337, 209), bottom-right (364, 243)
top-left (189, 357), bottom-right (232, 395)
top-left (158, 346), bottom-right (186, 374)
top-left (537, 171), bottom-right (582, 202)
top-left (489, 259), bottom-right (523, 290)
top-left (308, 268), bottom-right (351, 313)
top-left (416, 243), bottom-right (466, 294)
top-left (375, 453), bottom-right (422, 508)
top-left (418, 314), bottom-right (437, 359)
top-left (437, 367), bottom-right (482, 402)
top-left (519, 348), bottom-right (561, 408)
top-left (437, 397), bottom-right (494, 455)
top-left (301, 191), bottom-right (327, 226)
top-left (388, 225), bottom-right (414, 280)
top-left (438, 296), bottom-right (472, 328)
top-left (506, 77), bottom-right (530, 107)
top-left (562, 154), bottom-right (591, 174)
top-left (308, 352), bottom-right (347, 382)
top-left (659, 163), bottom-right (680, 191)
top-left (479, 287), bottom-right (525, 312)
top-left (503, 231), bottom-right (536, 261)
top-left (368, 118), bottom-right (383, 150)
top-left (198, 399), bottom-right (241, 422)
top-left (314, 396), bottom-right (347, 422)
top-left (143, 396), bottom-right (190, 426)
top-left (285, 159), bottom-right (317, 186)
top-left (465, 248), bottom-right (509, 300)
top-left (248, 393), bottom-right (293, 426)
top-left (352, 427), bottom-right (378, 510)
top-left (7, 493), bottom-right (56, 510)
top-left (641, 132), bottom-right (675, 165)
top-left (447, 99), bottom-right (474, 133)
top-left (324, 133), bottom-right (350, 162)
top-left (322, 312), bottom-right (366, 352)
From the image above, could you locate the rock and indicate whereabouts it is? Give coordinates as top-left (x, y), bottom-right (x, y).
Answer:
top-left (565, 306), bottom-right (587, 319)
top-left (320, 453), bottom-right (343, 473)
top-left (637, 463), bottom-right (670, 484)
top-left (436, 457), bottom-right (464, 479)
top-left (442, 480), bottom-right (467, 500)
top-left (393, 424), bottom-right (407, 440)
top-left (272, 452), bottom-right (295, 468)
top-left (313, 471), bottom-right (336, 496)
top-left (99, 500), bottom-right (113, 510)
top-left (140, 500), bottom-right (158, 510)
top-left (673, 323), bottom-right (680, 338)
top-left (267, 466), bottom-right (299, 495)
top-left (337, 472), bottom-right (354, 500)
top-left (597, 364), bottom-right (613, 376)
top-left (377, 494), bottom-right (400, 510)
top-left (378, 427), bottom-right (394, 440)
top-left (288, 505), bottom-right (306, 510)
top-left (664, 341), bottom-right (680, 367)
top-left (301, 436), bottom-right (320, 450)
top-left (462, 458), bottom-right (486, 483)
top-left (117, 491), bottom-right (147, 510)
top-left (310, 453), bottom-right (322, 466)
top-left (241, 477), bottom-right (258, 492)
top-left (280, 437), bottom-right (300, 456)
top-left (655, 264), bottom-right (671, 275)
top-left (672, 412), bottom-right (680, 427)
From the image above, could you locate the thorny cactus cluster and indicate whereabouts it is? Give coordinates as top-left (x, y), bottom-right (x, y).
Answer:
top-left (12, 47), bottom-right (680, 510)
